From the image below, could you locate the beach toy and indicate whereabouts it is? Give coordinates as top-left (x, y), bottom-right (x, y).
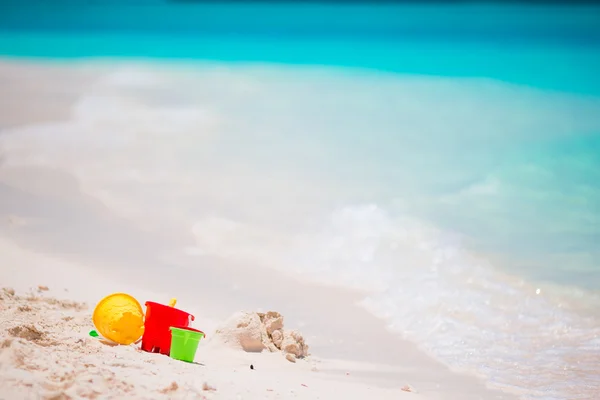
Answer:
top-left (141, 301), bottom-right (194, 355)
top-left (89, 330), bottom-right (99, 338)
top-left (169, 327), bottom-right (205, 363)
top-left (168, 298), bottom-right (177, 307)
top-left (92, 293), bottom-right (145, 345)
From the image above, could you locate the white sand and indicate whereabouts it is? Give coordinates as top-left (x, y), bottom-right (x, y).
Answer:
top-left (0, 286), bottom-right (400, 400)
top-left (0, 237), bottom-right (515, 400)
top-left (0, 60), bottom-right (517, 400)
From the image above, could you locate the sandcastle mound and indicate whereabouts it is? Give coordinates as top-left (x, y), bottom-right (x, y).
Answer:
top-left (212, 311), bottom-right (309, 362)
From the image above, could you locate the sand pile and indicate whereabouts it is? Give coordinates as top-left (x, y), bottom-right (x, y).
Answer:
top-left (212, 311), bottom-right (309, 362)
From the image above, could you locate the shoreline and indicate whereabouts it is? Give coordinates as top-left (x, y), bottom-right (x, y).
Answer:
top-left (0, 163), bottom-right (517, 398)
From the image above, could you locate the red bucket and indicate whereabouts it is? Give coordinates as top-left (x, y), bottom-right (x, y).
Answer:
top-left (141, 301), bottom-right (195, 355)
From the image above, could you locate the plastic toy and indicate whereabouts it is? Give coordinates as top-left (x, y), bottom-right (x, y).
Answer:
top-left (169, 327), bottom-right (205, 362)
top-left (92, 293), bottom-right (145, 345)
top-left (141, 301), bottom-right (194, 355)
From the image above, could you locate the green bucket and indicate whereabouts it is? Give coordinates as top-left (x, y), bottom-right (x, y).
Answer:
top-left (169, 327), bottom-right (205, 363)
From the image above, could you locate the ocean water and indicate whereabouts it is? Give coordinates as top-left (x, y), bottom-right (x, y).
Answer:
top-left (1, 2), bottom-right (600, 399)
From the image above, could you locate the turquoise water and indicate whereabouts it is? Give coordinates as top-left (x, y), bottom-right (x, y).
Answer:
top-left (1, 3), bottom-right (600, 94)
top-left (1, 2), bottom-right (600, 398)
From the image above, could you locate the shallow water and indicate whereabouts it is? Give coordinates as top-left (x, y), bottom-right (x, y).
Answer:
top-left (0, 2), bottom-right (599, 399)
